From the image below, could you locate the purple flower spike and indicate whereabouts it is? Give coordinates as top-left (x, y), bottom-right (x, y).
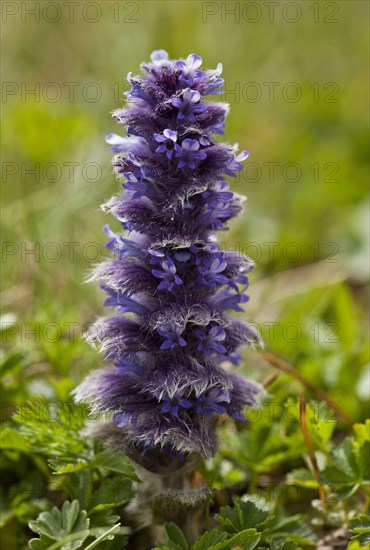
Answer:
top-left (74, 50), bottom-right (264, 469)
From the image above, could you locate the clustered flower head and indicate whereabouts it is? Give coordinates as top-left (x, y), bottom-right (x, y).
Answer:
top-left (74, 50), bottom-right (263, 471)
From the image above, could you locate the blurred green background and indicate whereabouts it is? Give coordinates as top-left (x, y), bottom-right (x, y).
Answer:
top-left (1, 0), bottom-right (369, 421)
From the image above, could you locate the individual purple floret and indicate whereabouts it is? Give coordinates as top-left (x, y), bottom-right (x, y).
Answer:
top-left (154, 129), bottom-right (177, 158)
top-left (157, 322), bottom-right (187, 350)
top-left (152, 259), bottom-right (183, 291)
top-left (194, 323), bottom-right (227, 356)
top-left (175, 138), bottom-right (207, 169)
top-left (171, 89), bottom-right (207, 122)
top-left (74, 51), bottom-right (264, 470)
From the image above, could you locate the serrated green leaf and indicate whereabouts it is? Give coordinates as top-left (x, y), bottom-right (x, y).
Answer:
top-left (88, 509), bottom-right (120, 530)
top-left (90, 449), bottom-right (140, 481)
top-left (87, 478), bottom-right (135, 512)
top-left (29, 539), bottom-right (54, 550)
top-left (216, 498), bottom-right (269, 534)
top-left (12, 401), bottom-right (87, 460)
top-left (48, 458), bottom-right (89, 474)
top-left (349, 515), bottom-right (370, 531)
top-left (219, 528), bottom-right (261, 550)
top-left (321, 437), bottom-right (357, 484)
top-left (164, 522), bottom-right (188, 550)
top-left (264, 515), bottom-right (316, 545)
top-left (358, 533), bottom-right (370, 546)
top-left (28, 500), bottom-right (89, 550)
top-left (320, 465), bottom-right (354, 485)
top-left (333, 437), bottom-right (358, 478)
top-left (62, 500), bottom-right (80, 534)
top-left (228, 414), bottom-right (305, 474)
top-left (286, 468), bottom-right (318, 489)
top-left (191, 530), bottom-right (228, 550)
top-left (63, 470), bottom-right (92, 510)
top-left (349, 515), bottom-right (370, 547)
top-left (320, 435), bottom-right (369, 494)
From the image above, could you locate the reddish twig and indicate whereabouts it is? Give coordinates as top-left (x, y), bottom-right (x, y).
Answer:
top-left (262, 369), bottom-right (281, 388)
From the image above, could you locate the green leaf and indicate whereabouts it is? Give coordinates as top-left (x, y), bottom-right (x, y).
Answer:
top-left (216, 498), bottom-right (269, 534)
top-left (278, 540), bottom-right (300, 550)
top-left (0, 352), bottom-right (24, 379)
top-left (164, 522), bottom-right (188, 550)
top-left (279, 539), bottom-right (300, 550)
top-left (191, 530), bottom-right (228, 550)
top-left (94, 532), bottom-right (128, 550)
top-left (0, 426), bottom-right (30, 452)
top-left (358, 441), bottom-right (370, 482)
top-left (349, 515), bottom-right (370, 547)
top-left (88, 509), bottom-right (120, 530)
top-left (226, 404), bottom-right (305, 473)
top-left (12, 401), bottom-right (87, 460)
top-left (321, 439), bottom-right (357, 483)
top-left (190, 528), bottom-right (260, 550)
top-left (332, 283), bottom-right (356, 350)
top-left (63, 500), bottom-right (80, 534)
top-left (49, 446), bottom-right (141, 481)
top-left (90, 449), bottom-right (140, 481)
top-left (353, 420), bottom-right (370, 445)
top-left (320, 434), bottom-right (369, 494)
top-left (219, 528), bottom-right (261, 550)
top-left (88, 478), bottom-right (135, 512)
top-left (83, 524), bottom-right (121, 550)
top-left (286, 468), bottom-right (318, 489)
top-left (0, 508), bottom-right (14, 529)
top-left (28, 500), bottom-right (89, 550)
top-left (64, 470), bottom-right (92, 510)
top-left (305, 401), bottom-right (336, 452)
top-left (48, 458), bottom-right (89, 474)
top-left (264, 515), bottom-right (316, 545)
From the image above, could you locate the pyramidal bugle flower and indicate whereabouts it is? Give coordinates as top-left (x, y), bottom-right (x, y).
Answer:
top-left (74, 50), bottom-right (264, 471)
